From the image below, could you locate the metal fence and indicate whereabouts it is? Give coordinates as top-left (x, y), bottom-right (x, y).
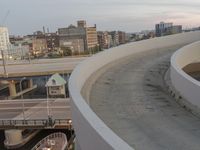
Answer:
top-left (0, 119), bottom-right (72, 129)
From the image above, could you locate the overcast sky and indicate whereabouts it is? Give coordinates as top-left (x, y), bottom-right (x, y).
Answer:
top-left (0, 0), bottom-right (200, 35)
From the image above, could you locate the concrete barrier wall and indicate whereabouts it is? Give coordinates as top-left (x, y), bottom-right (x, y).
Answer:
top-left (69, 31), bottom-right (200, 150)
top-left (171, 41), bottom-right (200, 111)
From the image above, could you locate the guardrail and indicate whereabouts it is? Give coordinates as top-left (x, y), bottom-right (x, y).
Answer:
top-left (170, 40), bottom-right (200, 114)
top-left (0, 119), bottom-right (72, 129)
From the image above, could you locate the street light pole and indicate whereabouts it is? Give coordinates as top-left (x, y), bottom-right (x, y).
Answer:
top-left (46, 79), bottom-right (50, 117)
top-left (69, 119), bottom-right (72, 136)
top-left (20, 77), bottom-right (26, 120)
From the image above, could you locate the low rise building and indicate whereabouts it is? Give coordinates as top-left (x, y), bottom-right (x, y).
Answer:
top-left (107, 34), bottom-right (112, 48)
top-left (32, 38), bottom-right (47, 55)
top-left (58, 21), bottom-right (98, 53)
top-left (26, 32), bottom-right (48, 56)
top-left (58, 24), bottom-right (86, 53)
top-left (46, 73), bottom-right (67, 98)
top-left (109, 31), bottom-right (119, 47)
top-left (46, 33), bottom-right (59, 51)
top-left (155, 22), bottom-right (182, 36)
top-left (7, 44), bottom-right (29, 60)
top-left (97, 31), bottom-right (110, 49)
top-left (155, 22), bottom-right (173, 37)
top-left (118, 31), bottom-right (126, 44)
top-left (166, 25), bottom-right (182, 35)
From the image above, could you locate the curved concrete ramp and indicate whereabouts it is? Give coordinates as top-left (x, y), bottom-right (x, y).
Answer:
top-left (69, 31), bottom-right (200, 150)
top-left (89, 47), bottom-right (200, 150)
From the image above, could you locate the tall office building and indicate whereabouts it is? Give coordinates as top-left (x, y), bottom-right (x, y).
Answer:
top-left (86, 25), bottom-right (98, 50)
top-left (155, 22), bottom-right (173, 37)
top-left (0, 27), bottom-right (10, 58)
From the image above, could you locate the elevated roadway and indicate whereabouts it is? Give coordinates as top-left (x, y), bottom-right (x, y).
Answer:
top-left (0, 57), bottom-right (86, 78)
top-left (69, 31), bottom-right (200, 150)
top-left (0, 57), bottom-right (78, 128)
top-left (89, 47), bottom-right (200, 150)
top-left (0, 98), bottom-right (70, 120)
top-left (0, 98), bottom-right (71, 129)
top-left (0, 57), bottom-right (78, 147)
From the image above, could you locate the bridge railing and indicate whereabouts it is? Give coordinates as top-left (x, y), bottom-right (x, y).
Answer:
top-left (0, 119), bottom-right (47, 126)
top-left (0, 119), bottom-right (72, 129)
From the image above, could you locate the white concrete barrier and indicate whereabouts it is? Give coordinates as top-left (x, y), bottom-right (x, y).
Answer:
top-left (171, 40), bottom-right (200, 112)
top-left (69, 31), bottom-right (200, 150)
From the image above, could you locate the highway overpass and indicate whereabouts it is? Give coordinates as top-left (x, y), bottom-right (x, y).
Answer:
top-left (0, 57), bottom-right (86, 99)
top-left (0, 98), bottom-right (72, 149)
top-left (0, 57), bottom-right (85, 148)
top-left (0, 57), bottom-right (86, 78)
top-left (0, 98), bottom-right (71, 129)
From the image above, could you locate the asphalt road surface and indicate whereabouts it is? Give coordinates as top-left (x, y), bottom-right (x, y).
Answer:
top-left (0, 57), bottom-right (86, 77)
top-left (0, 99), bottom-right (70, 119)
top-left (89, 46), bottom-right (200, 150)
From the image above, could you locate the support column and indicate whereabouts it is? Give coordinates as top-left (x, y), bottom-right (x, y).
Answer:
top-left (28, 79), bottom-right (33, 88)
top-left (8, 81), bottom-right (17, 97)
top-left (4, 129), bottom-right (23, 149)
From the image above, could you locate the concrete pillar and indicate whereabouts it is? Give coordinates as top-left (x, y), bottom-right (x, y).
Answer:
top-left (8, 81), bottom-right (17, 97)
top-left (4, 130), bottom-right (23, 149)
top-left (28, 79), bottom-right (33, 88)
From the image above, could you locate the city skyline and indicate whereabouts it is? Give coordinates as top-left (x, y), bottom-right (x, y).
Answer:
top-left (0, 0), bottom-right (200, 35)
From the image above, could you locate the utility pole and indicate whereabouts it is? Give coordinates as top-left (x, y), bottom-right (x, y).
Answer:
top-left (20, 77), bottom-right (26, 120)
top-left (46, 76), bottom-right (50, 118)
